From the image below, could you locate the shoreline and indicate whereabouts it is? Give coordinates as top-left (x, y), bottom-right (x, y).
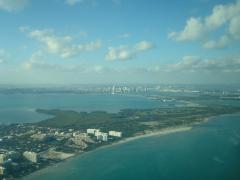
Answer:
top-left (23, 125), bottom-right (193, 180)
top-left (111, 126), bottom-right (193, 146)
top-left (15, 113), bottom-right (240, 179)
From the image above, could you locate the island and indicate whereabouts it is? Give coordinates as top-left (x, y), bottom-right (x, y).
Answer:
top-left (1, 104), bottom-right (240, 179)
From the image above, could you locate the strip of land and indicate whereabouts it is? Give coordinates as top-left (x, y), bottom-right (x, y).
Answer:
top-left (1, 105), bottom-right (240, 179)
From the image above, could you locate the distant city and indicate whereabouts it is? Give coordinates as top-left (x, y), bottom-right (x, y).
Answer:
top-left (1, 84), bottom-right (240, 179)
top-left (0, 84), bottom-right (240, 98)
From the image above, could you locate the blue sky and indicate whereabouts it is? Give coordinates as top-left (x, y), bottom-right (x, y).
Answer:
top-left (0, 0), bottom-right (240, 84)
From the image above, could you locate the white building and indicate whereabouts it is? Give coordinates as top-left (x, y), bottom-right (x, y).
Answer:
top-left (0, 166), bottom-right (4, 175)
top-left (31, 133), bottom-right (47, 141)
top-left (111, 85), bottom-right (115, 95)
top-left (76, 133), bottom-right (94, 143)
top-left (71, 137), bottom-right (88, 148)
top-left (87, 129), bottom-right (100, 135)
top-left (72, 131), bottom-right (82, 137)
top-left (109, 131), bottom-right (122, 138)
top-left (0, 154), bottom-right (6, 164)
top-left (0, 151), bottom-right (19, 164)
top-left (101, 133), bottom-right (108, 141)
top-left (23, 151), bottom-right (37, 163)
top-left (95, 132), bottom-right (108, 142)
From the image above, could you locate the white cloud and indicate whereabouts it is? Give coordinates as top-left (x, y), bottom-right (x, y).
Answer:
top-left (0, 0), bottom-right (29, 12)
top-left (133, 66), bottom-right (162, 73)
top-left (105, 41), bottom-right (154, 61)
top-left (0, 49), bottom-right (9, 63)
top-left (169, 17), bottom-right (205, 41)
top-left (112, 0), bottom-right (121, 5)
top-left (19, 26), bottom-right (30, 32)
top-left (89, 65), bottom-right (111, 74)
top-left (169, 0), bottom-right (240, 48)
top-left (24, 61), bottom-right (109, 75)
top-left (65, 0), bottom-right (100, 7)
top-left (66, 0), bottom-right (84, 6)
top-left (23, 50), bottom-right (110, 74)
top-left (22, 28), bottom-right (101, 59)
top-left (66, 0), bottom-right (121, 6)
top-left (105, 46), bottom-right (135, 61)
top-left (117, 33), bottom-right (130, 39)
top-left (203, 35), bottom-right (232, 49)
top-left (133, 55), bottom-right (240, 74)
top-left (229, 15), bottom-right (240, 39)
top-left (168, 56), bottom-right (202, 71)
top-left (167, 56), bottom-right (240, 73)
top-left (134, 41), bottom-right (155, 51)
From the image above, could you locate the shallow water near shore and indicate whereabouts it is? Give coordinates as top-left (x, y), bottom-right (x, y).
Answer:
top-left (0, 93), bottom-right (177, 124)
top-left (24, 114), bottom-right (240, 180)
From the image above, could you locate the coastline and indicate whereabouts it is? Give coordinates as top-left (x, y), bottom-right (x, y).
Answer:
top-left (19, 112), bottom-right (240, 180)
top-left (23, 125), bottom-right (193, 180)
top-left (111, 126), bottom-right (193, 146)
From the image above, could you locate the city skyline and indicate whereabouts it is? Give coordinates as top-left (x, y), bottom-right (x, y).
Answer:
top-left (0, 0), bottom-right (240, 84)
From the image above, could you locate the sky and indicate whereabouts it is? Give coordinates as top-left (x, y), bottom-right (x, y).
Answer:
top-left (0, 0), bottom-right (240, 85)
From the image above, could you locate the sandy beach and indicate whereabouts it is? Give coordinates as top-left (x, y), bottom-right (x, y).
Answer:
top-left (112, 126), bottom-right (193, 146)
top-left (23, 125), bottom-right (193, 179)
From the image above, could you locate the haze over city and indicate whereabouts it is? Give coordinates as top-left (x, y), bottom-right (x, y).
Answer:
top-left (0, 0), bottom-right (240, 85)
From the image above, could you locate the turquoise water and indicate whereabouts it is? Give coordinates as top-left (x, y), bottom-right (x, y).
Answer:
top-left (1, 93), bottom-right (240, 179)
top-left (0, 93), bottom-right (170, 124)
top-left (25, 114), bottom-right (240, 180)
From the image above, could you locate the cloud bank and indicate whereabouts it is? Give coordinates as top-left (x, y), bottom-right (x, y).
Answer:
top-left (169, 0), bottom-right (240, 49)
top-left (105, 41), bottom-right (155, 61)
top-left (0, 0), bottom-right (29, 11)
top-left (21, 28), bottom-right (101, 59)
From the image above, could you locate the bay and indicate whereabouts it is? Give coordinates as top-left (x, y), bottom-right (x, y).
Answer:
top-left (0, 93), bottom-right (171, 124)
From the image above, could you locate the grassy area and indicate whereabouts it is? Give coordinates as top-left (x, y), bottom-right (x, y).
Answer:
top-left (36, 106), bottom-right (240, 137)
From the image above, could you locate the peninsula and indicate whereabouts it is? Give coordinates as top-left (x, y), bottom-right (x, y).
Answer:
top-left (1, 104), bottom-right (240, 179)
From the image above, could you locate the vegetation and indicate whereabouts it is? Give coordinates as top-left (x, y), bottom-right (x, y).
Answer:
top-left (36, 105), bottom-right (240, 137)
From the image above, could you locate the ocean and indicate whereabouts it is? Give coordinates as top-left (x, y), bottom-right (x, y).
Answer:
top-left (1, 93), bottom-right (240, 180)
top-left (24, 114), bottom-right (240, 180)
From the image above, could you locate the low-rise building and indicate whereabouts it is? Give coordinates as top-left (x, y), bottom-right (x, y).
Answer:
top-left (0, 154), bottom-right (6, 164)
top-left (31, 133), bottom-right (47, 141)
top-left (74, 133), bottom-right (94, 143)
top-left (87, 129), bottom-right (100, 135)
top-left (0, 151), bottom-right (19, 164)
top-left (0, 166), bottom-right (4, 175)
top-left (109, 131), bottom-right (122, 138)
top-left (73, 131), bottom-right (81, 137)
top-left (71, 137), bottom-right (88, 148)
top-left (23, 151), bottom-right (37, 163)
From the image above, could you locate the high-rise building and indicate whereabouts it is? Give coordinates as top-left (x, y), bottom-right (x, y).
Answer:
top-left (23, 151), bottom-right (37, 163)
top-left (87, 129), bottom-right (100, 135)
top-left (95, 131), bottom-right (108, 141)
top-left (109, 131), bottom-right (122, 138)
top-left (102, 133), bottom-right (108, 141)
top-left (111, 85), bottom-right (115, 95)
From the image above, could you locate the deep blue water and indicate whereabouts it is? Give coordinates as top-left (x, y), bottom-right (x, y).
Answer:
top-left (25, 114), bottom-right (240, 180)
